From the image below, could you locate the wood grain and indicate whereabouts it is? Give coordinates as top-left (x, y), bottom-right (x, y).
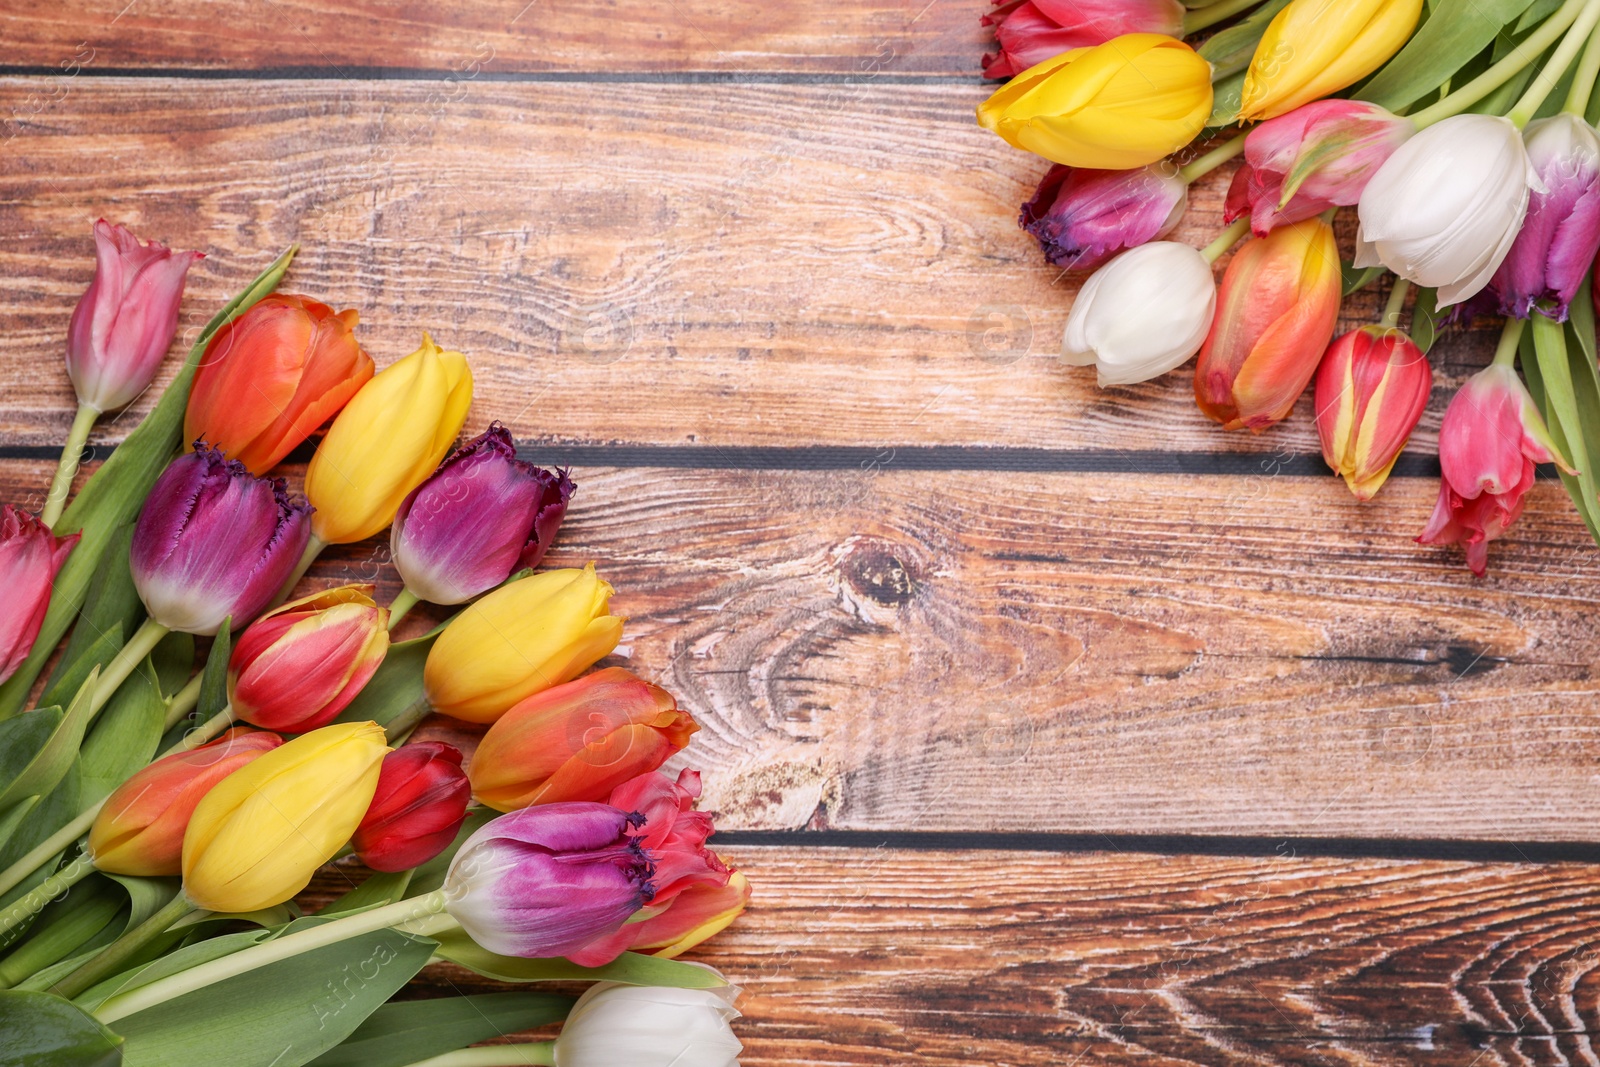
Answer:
top-left (0, 78), bottom-right (1501, 457)
top-left (310, 847), bottom-right (1600, 1066)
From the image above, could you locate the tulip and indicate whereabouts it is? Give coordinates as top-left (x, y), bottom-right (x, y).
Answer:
top-left (981, 0), bottom-right (1184, 80)
top-left (1239, 0), bottom-right (1424, 122)
top-left (1225, 100), bottom-right (1413, 237)
top-left (304, 333), bottom-right (473, 545)
top-left (184, 294), bottom-right (374, 475)
top-left (471, 667), bottom-right (699, 812)
top-left (566, 871), bottom-right (751, 968)
top-left (423, 565), bottom-right (624, 723)
top-left (1062, 241), bottom-right (1216, 386)
top-left (441, 802), bottom-right (656, 958)
top-left (0, 506), bottom-right (77, 685)
top-left (1195, 218), bottom-right (1342, 430)
top-left (551, 981), bottom-right (743, 1067)
top-left (351, 743), bottom-right (471, 872)
top-left (228, 584), bottom-right (389, 732)
top-left (182, 721), bottom-right (388, 913)
top-left (612, 770), bottom-right (729, 906)
top-left (390, 423), bottom-right (574, 607)
top-left (1356, 114), bottom-right (1537, 307)
top-left (89, 728), bottom-right (282, 877)
top-left (1020, 163), bottom-right (1187, 271)
top-left (131, 445), bottom-right (312, 636)
top-left (1492, 114), bottom-right (1600, 321)
top-left (976, 34), bottom-right (1213, 170)
top-left (65, 220), bottom-right (203, 414)
top-left (1313, 326), bottom-right (1433, 500)
top-left (1418, 362), bottom-right (1572, 576)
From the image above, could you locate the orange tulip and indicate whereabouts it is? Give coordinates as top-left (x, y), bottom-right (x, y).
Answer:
top-left (185, 294), bottom-right (373, 474)
top-left (1194, 218), bottom-right (1342, 430)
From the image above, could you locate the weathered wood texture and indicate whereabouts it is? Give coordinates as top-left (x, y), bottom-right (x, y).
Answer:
top-left (0, 79), bottom-right (1500, 457)
top-left (311, 847), bottom-right (1600, 1066)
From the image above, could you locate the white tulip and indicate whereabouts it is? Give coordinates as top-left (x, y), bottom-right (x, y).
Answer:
top-left (1355, 113), bottom-right (1541, 307)
top-left (1060, 241), bottom-right (1217, 386)
top-left (554, 980), bottom-right (743, 1067)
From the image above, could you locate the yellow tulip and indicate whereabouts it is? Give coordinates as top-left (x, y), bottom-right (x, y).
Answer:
top-left (1239, 0), bottom-right (1422, 121)
top-left (181, 721), bottom-right (388, 913)
top-left (423, 564), bottom-right (624, 723)
top-left (305, 332), bottom-right (473, 545)
top-left (976, 33), bottom-right (1213, 170)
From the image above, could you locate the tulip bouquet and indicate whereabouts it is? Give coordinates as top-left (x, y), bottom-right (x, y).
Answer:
top-left (0, 225), bottom-right (748, 1067)
top-left (981, 0), bottom-right (1600, 574)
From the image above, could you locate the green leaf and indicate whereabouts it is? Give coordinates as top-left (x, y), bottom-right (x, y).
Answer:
top-left (0, 765), bottom-right (81, 912)
top-left (432, 929), bottom-right (727, 988)
top-left (333, 633), bottom-right (436, 731)
top-left (1342, 263), bottom-right (1386, 296)
top-left (1196, 0), bottom-right (1292, 79)
top-left (308, 992), bottom-right (574, 1067)
top-left (0, 876), bottom-right (125, 987)
top-left (75, 930), bottom-right (271, 1013)
top-left (15, 878), bottom-right (181, 994)
top-left (1410, 287), bottom-right (1443, 353)
top-left (0, 795), bottom-right (41, 856)
top-left (1518, 0), bottom-right (1564, 31)
top-left (0, 990), bottom-right (123, 1067)
top-left (1206, 69), bottom-right (1247, 128)
top-left (150, 632), bottom-right (195, 701)
top-left (197, 623), bottom-right (230, 724)
top-left (319, 870), bottom-right (412, 917)
top-left (1358, 0), bottom-right (1538, 111)
top-left (0, 247), bottom-right (297, 720)
top-left (39, 524), bottom-right (141, 712)
top-left (79, 661), bottom-right (165, 808)
top-left (0, 672), bottom-right (99, 816)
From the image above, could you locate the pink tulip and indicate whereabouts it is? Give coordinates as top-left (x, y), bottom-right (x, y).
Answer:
top-left (1019, 163), bottom-right (1187, 271)
top-left (0, 506), bottom-right (78, 685)
top-left (981, 0), bottom-right (1184, 80)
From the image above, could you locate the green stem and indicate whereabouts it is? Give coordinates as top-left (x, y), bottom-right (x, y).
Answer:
top-left (383, 697), bottom-right (433, 745)
top-left (91, 618), bottom-right (171, 719)
top-left (269, 534), bottom-right (326, 609)
top-left (1494, 317), bottom-right (1528, 368)
top-left (164, 705), bottom-right (236, 754)
top-left (387, 587), bottom-right (420, 630)
top-left (1565, 15), bottom-right (1600, 113)
top-left (1182, 0), bottom-right (1264, 34)
top-left (1200, 217), bottom-right (1252, 264)
top-left (41, 403), bottom-right (99, 529)
top-left (1178, 133), bottom-right (1247, 184)
top-left (401, 1044), bottom-right (557, 1067)
top-left (0, 805), bottom-right (99, 904)
top-left (0, 884), bottom-right (123, 988)
top-left (1509, 0), bottom-right (1600, 126)
top-left (48, 891), bottom-right (198, 1000)
top-left (1531, 311), bottom-right (1588, 479)
top-left (0, 855), bottom-right (94, 945)
top-left (162, 673), bottom-right (204, 731)
top-left (1382, 278), bottom-right (1412, 330)
top-left (94, 890), bottom-right (449, 1023)
top-left (1410, 0), bottom-right (1590, 127)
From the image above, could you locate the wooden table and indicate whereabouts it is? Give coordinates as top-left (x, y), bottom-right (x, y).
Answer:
top-left (5, 4), bottom-right (1600, 1064)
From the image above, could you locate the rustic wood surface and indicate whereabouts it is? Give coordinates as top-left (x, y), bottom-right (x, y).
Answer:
top-left (3, 2), bottom-right (1600, 1064)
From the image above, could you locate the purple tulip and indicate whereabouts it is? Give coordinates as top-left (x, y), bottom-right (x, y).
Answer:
top-left (131, 444), bottom-right (312, 635)
top-left (1019, 163), bottom-right (1187, 271)
top-left (390, 423), bottom-right (573, 605)
top-left (66, 220), bottom-right (203, 413)
top-left (442, 802), bottom-right (654, 958)
top-left (1492, 113), bottom-right (1600, 321)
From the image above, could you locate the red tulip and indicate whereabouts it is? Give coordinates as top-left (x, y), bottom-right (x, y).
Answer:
top-left (1313, 326), bottom-right (1433, 500)
top-left (351, 743), bottom-right (472, 872)
top-left (0, 506), bottom-right (77, 685)
top-left (610, 770), bottom-right (729, 907)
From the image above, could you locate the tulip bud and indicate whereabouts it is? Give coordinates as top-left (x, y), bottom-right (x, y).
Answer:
top-left (351, 743), bottom-right (471, 872)
top-left (566, 871), bottom-right (751, 968)
top-left (612, 770), bottom-right (729, 907)
top-left (423, 565), bottom-right (624, 723)
top-left (981, 0), bottom-right (1185, 80)
top-left (391, 423), bottom-right (574, 606)
top-left (89, 728), bottom-right (282, 877)
top-left (182, 721), bottom-right (388, 913)
top-left (1491, 114), bottom-right (1600, 321)
top-left (1020, 163), bottom-right (1187, 271)
top-left (977, 33), bottom-right (1212, 170)
top-left (442, 802), bottom-right (656, 958)
top-left (130, 445), bottom-right (312, 636)
top-left (1195, 218), bottom-right (1343, 430)
top-left (1061, 241), bottom-right (1217, 386)
top-left (304, 333), bottom-right (474, 545)
top-left (551, 981), bottom-right (743, 1067)
top-left (0, 506), bottom-right (77, 686)
top-left (1357, 114), bottom-right (1538, 307)
top-left (1418, 363), bottom-right (1573, 576)
top-left (1239, 0), bottom-right (1423, 122)
top-left (1225, 100), bottom-right (1413, 236)
top-left (228, 584), bottom-right (389, 732)
top-left (471, 667), bottom-right (698, 812)
top-left (1313, 326), bottom-right (1433, 500)
top-left (184, 294), bottom-right (374, 475)
top-left (66, 220), bottom-right (203, 413)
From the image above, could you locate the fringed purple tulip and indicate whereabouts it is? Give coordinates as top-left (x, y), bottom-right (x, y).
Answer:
top-left (1020, 163), bottom-right (1187, 271)
top-left (131, 444), bottom-right (312, 635)
top-left (1492, 114), bottom-right (1600, 321)
top-left (0, 506), bottom-right (78, 685)
top-left (66, 220), bottom-right (203, 413)
top-left (442, 802), bottom-right (654, 958)
top-left (390, 423), bottom-right (573, 605)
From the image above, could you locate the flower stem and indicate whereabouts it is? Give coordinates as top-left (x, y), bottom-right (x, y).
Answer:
top-left (162, 673), bottom-right (204, 731)
top-left (48, 891), bottom-right (198, 1000)
top-left (1182, 0), bottom-right (1264, 34)
top-left (165, 704), bottom-right (236, 753)
top-left (387, 587), bottom-right (420, 630)
top-left (1410, 0), bottom-right (1590, 128)
top-left (269, 534), bottom-right (326, 609)
top-left (1200, 217), bottom-right (1252, 264)
top-left (0, 854), bottom-right (95, 944)
top-left (383, 697), bottom-right (433, 745)
top-left (401, 1044), bottom-right (557, 1067)
top-left (1493, 316), bottom-right (1527, 368)
top-left (1565, 16), bottom-right (1600, 114)
top-left (94, 889), bottom-right (450, 1023)
top-left (90, 618), bottom-right (171, 721)
top-left (1178, 133), bottom-right (1247, 184)
top-left (1509, 0), bottom-right (1600, 127)
top-left (41, 403), bottom-right (98, 529)
top-left (1381, 278), bottom-right (1412, 330)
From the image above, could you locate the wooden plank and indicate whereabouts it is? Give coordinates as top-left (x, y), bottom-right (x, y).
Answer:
top-left (309, 847), bottom-right (1600, 1066)
top-left (4, 457), bottom-right (1596, 840)
top-left (0, 78), bottom-right (1496, 455)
